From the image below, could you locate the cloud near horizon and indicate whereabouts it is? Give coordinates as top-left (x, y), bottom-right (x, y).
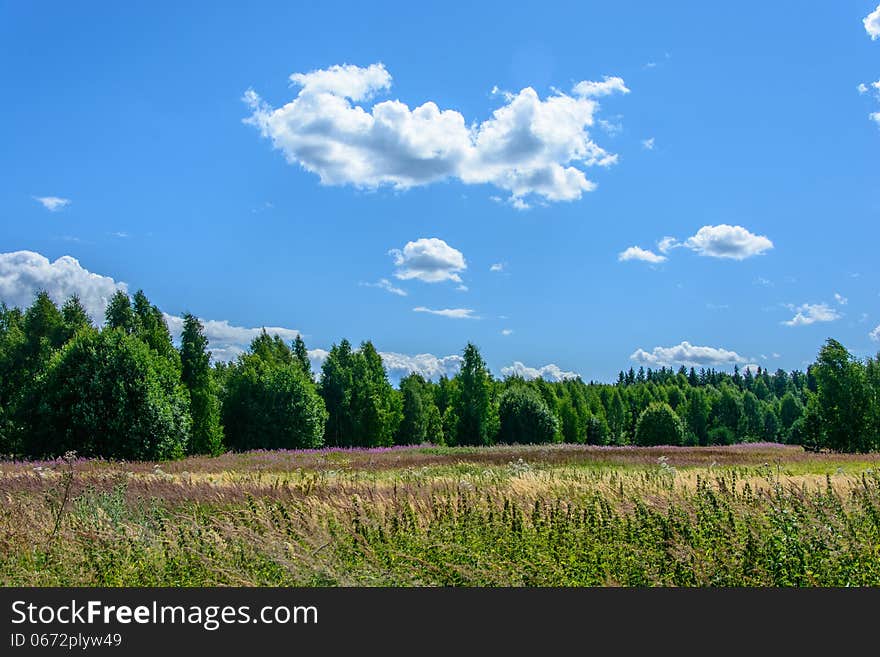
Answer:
top-left (630, 341), bottom-right (746, 367)
top-left (500, 361), bottom-right (580, 381)
top-left (243, 63), bottom-right (627, 207)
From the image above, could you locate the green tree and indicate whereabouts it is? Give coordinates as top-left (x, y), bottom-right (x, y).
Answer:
top-left (179, 313), bottom-right (223, 455)
top-left (319, 339), bottom-right (355, 446)
top-left (105, 290), bottom-right (136, 334)
top-left (350, 341), bottom-right (401, 446)
top-left (497, 385), bottom-right (559, 444)
top-left (397, 374), bottom-right (427, 445)
top-left (27, 328), bottom-right (191, 460)
top-left (293, 334), bottom-right (311, 378)
top-left (741, 391), bottom-right (763, 440)
top-left (812, 338), bottom-right (871, 452)
top-left (59, 295), bottom-right (93, 342)
top-left (635, 402), bottom-right (685, 446)
top-left (683, 387), bottom-right (711, 446)
top-left (454, 343), bottom-right (492, 445)
top-left (779, 391), bottom-right (804, 435)
top-left (132, 290), bottom-right (176, 361)
top-left (222, 360), bottom-right (326, 451)
top-left (713, 385), bottom-right (743, 436)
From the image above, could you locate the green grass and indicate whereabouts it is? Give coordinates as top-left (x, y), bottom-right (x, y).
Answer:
top-left (1, 444), bottom-right (879, 586)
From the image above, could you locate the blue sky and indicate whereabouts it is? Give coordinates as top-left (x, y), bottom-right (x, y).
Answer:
top-left (1, 1), bottom-right (879, 382)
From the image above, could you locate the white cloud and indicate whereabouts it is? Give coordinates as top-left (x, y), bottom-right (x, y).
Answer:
top-left (834, 292), bottom-right (847, 305)
top-left (870, 325), bottom-right (880, 342)
top-left (379, 352), bottom-right (463, 381)
top-left (782, 303), bottom-right (841, 327)
top-left (865, 4), bottom-right (880, 40)
top-left (244, 63), bottom-right (627, 207)
top-left (641, 137), bottom-right (655, 150)
top-left (858, 82), bottom-right (869, 95)
top-left (456, 284), bottom-right (468, 292)
top-left (618, 246), bottom-right (666, 264)
top-left (597, 118), bottom-right (623, 135)
top-left (390, 237), bottom-right (466, 283)
top-left (413, 306), bottom-right (478, 319)
top-left (742, 363), bottom-right (761, 374)
top-left (630, 341), bottom-right (746, 367)
top-left (501, 328), bottom-right (513, 336)
top-left (0, 250), bottom-right (127, 320)
top-left (657, 236), bottom-right (679, 254)
top-left (489, 262), bottom-right (505, 272)
top-left (360, 278), bottom-right (407, 296)
top-left (571, 76), bottom-right (630, 98)
top-left (682, 224), bottom-right (773, 260)
top-left (500, 361), bottom-right (579, 381)
top-left (871, 112), bottom-right (880, 126)
top-left (34, 196), bottom-right (71, 212)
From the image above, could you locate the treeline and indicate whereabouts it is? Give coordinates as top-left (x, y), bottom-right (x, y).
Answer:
top-left (1, 290), bottom-right (879, 459)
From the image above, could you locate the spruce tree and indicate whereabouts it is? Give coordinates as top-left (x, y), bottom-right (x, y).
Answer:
top-left (179, 313), bottom-right (224, 455)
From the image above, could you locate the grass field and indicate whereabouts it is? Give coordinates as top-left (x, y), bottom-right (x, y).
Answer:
top-left (2, 443), bottom-right (879, 586)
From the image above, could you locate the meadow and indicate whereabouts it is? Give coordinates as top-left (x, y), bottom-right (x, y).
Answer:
top-left (1, 443), bottom-right (879, 586)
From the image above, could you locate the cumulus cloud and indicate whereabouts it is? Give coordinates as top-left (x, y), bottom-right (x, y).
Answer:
top-left (870, 325), bottom-right (880, 342)
top-left (0, 250), bottom-right (127, 320)
top-left (834, 292), bottom-right (847, 305)
top-left (244, 63), bottom-right (627, 207)
top-left (782, 303), bottom-right (841, 327)
top-left (618, 246), bottom-right (666, 264)
top-left (682, 224), bottom-right (773, 260)
top-left (623, 225), bottom-right (772, 264)
top-left (390, 237), bottom-right (466, 283)
top-left (865, 4), bottom-right (880, 40)
top-left (571, 76), bottom-right (630, 98)
top-left (162, 314), bottom-right (302, 361)
top-left (630, 341), bottom-right (746, 367)
top-left (360, 278), bottom-right (407, 296)
top-left (413, 306), bottom-right (478, 319)
top-left (379, 352), bottom-right (463, 381)
top-left (500, 361), bottom-right (580, 381)
top-left (34, 196), bottom-right (71, 212)
top-left (0, 249), bottom-right (308, 364)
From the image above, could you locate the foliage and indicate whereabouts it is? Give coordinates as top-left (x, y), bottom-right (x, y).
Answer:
top-left (634, 402), bottom-right (685, 446)
top-left (497, 385), bottom-right (559, 444)
top-left (26, 328), bottom-right (191, 460)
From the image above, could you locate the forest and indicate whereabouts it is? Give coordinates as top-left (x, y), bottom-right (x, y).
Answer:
top-left (1, 288), bottom-right (879, 461)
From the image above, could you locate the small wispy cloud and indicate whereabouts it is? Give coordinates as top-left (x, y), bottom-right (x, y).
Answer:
top-left (489, 263), bottom-right (505, 272)
top-left (834, 292), bottom-right (847, 306)
top-left (360, 278), bottom-right (407, 297)
top-left (618, 246), bottom-right (666, 264)
top-left (413, 306), bottom-right (478, 319)
top-left (34, 196), bottom-right (71, 212)
top-left (110, 232), bottom-right (129, 239)
top-left (501, 328), bottom-right (513, 336)
top-left (641, 137), bottom-right (656, 150)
